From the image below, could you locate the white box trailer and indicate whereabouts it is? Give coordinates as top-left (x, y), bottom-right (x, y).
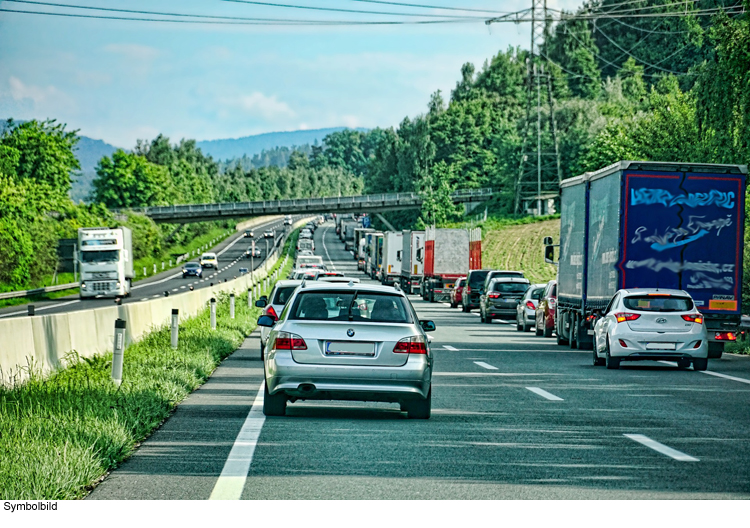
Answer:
top-left (422, 227), bottom-right (470, 302)
top-left (400, 230), bottom-right (425, 294)
top-left (78, 226), bottom-right (133, 299)
top-left (380, 231), bottom-right (403, 286)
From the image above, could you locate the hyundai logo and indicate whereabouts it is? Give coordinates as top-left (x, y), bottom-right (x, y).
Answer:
top-left (347, 329), bottom-right (355, 337)
top-left (656, 318), bottom-right (667, 324)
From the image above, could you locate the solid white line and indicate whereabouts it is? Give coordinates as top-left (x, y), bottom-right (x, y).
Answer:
top-left (321, 226), bottom-right (337, 271)
top-left (209, 382), bottom-right (267, 500)
top-left (442, 345), bottom-right (459, 351)
top-left (131, 271), bottom-right (182, 290)
top-left (526, 387), bottom-right (564, 401)
top-left (701, 370), bottom-right (750, 385)
top-left (0, 299), bottom-right (81, 318)
top-left (473, 361), bottom-right (498, 370)
top-left (624, 434), bottom-right (699, 462)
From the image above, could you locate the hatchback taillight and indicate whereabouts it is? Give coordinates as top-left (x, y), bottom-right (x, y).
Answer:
top-left (264, 304), bottom-right (278, 321)
top-left (526, 301), bottom-right (535, 310)
top-left (615, 312), bottom-right (641, 323)
top-left (393, 336), bottom-right (428, 354)
top-left (548, 298), bottom-right (557, 309)
top-left (488, 293), bottom-right (500, 299)
top-left (681, 313), bottom-right (703, 324)
top-left (274, 332), bottom-right (307, 350)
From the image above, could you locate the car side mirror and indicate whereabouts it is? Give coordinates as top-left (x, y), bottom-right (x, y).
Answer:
top-left (255, 299), bottom-right (267, 308)
top-left (420, 320), bottom-right (436, 332)
top-left (257, 315), bottom-right (275, 327)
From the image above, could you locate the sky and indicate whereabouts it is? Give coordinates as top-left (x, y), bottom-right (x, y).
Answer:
top-left (0, 0), bottom-right (582, 148)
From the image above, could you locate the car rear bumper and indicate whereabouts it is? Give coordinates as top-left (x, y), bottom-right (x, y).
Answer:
top-left (267, 351), bottom-right (431, 401)
top-left (608, 333), bottom-right (707, 359)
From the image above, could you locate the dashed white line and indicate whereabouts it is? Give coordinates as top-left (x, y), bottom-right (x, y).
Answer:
top-left (172, 288), bottom-right (179, 292)
top-left (624, 434), bottom-right (699, 462)
top-left (442, 345), bottom-right (459, 351)
top-left (526, 387), bottom-right (564, 401)
top-left (209, 382), bottom-right (266, 500)
top-left (473, 361), bottom-right (498, 370)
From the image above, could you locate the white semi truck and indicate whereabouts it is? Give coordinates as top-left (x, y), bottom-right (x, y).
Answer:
top-left (399, 230), bottom-right (425, 295)
top-left (78, 227), bottom-right (134, 299)
top-left (380, 231), bottom-right (403, 286)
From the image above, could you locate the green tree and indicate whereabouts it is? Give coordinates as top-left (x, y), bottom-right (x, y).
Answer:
top-left (91, 150), bottom-right (171, 208)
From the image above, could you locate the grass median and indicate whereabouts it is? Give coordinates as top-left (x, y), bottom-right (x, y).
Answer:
top-left (0, 245), bottom-right (296, 500)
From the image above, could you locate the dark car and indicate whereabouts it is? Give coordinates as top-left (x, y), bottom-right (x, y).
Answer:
top-left (182, 261), bottom-right (203, 278)
top-left (535, 279), bottom-right (557, 337)
top-left (244, 230), bottom-right (254, 238)
top-left (450, 277), bottom-right (466, 309)
top-left (462, 270), bottom-right (491, 312)
top-left (480, 277), bottom-right (531, 323)
top-left (482, 270), bottom-right (525, 297)
top-left (246, 247), bottom-right (262, 259)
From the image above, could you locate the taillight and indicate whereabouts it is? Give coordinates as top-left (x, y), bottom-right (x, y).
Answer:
top-left (465, 286), bottom-right (471, 294)
top-left (488, 293), bottom-right (500, 299)
top-left (715, 332), bottom-right (737, 341)
top-left (526, 301), bottom-right (535, 310)
top-left (548, 298), bottom-right (557, 309)
top-left (393, 336), bottom-right (428, 354)
top-left (615, 312), bottom-right (641, 323)
top-left (681, 314), bottom-right (703, 324)
top-left (273, 332), bottom-right (307, 350)
top-left (264, 304), bottom-right (278, 321)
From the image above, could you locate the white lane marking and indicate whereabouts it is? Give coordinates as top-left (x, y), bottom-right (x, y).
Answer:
top-left (0, 299), bottom-right (81, 318)
top-left (216, 233), bottom-right (247, 257)
top-left (526, 387), bottom-right (564, 401)
top-left (701, 370), bottom-right (750, 385)
top-left (471, 313), bottom-right (480, 317)
top-left (180, 286), bottom-right (187, 289)
top-left (442, 345), bottom-right (459, 351)
top-left (473, 361), bottom-right (498, 370)
top-left (172, 288), bottom-right (179, 292)
top-left (624, 434), bottom-right (699, 462)
top-left (132, 271), bottom-right (182, 290)
top-left (209, 381), bottom-right (266, 500)
top-left (321, 226), bottom-right (337, 271)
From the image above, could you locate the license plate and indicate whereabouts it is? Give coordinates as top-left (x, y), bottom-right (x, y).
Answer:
top-left (646, 342), bottom-right (676, 350)
top-left (325, 341), bottom-right (375, 356)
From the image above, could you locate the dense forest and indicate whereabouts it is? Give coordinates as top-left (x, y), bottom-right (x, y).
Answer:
top-left (1, 0), bottom-right (748, 295)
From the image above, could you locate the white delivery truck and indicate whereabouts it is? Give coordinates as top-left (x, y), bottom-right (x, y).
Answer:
top-left (400, 230), bottom-right (425, 295)
top-left (380, 231), bottom-right (403, 286)
top-left (78, 226), bottom-right (134, 299)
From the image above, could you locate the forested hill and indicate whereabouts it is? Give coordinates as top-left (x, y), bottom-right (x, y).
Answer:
top-left (196, 127), bottom-right (368, 161)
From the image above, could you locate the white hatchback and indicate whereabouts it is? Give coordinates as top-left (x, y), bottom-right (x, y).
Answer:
top-left (593, 289), bottom-right (708, 370)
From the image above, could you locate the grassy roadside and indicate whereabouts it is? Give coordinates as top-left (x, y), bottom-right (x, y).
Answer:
top-left (0, 235), bottom-right (297, 500)
top-left (725, 340), bottom-right (750, 355)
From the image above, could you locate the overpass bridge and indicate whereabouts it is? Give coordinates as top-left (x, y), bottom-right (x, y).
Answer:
top-left (124, 188), bottom-right (493, 224)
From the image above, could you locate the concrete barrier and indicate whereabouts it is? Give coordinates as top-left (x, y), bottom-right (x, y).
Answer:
top-left (0, 217), bottom-right (310, 385)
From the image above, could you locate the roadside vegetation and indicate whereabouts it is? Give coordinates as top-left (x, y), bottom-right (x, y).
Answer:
top-left (0, 236), bottom-right (296, 500)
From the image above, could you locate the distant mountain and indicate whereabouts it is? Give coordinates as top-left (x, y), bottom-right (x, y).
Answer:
top-left (196, 127), bottom-right (367, 161)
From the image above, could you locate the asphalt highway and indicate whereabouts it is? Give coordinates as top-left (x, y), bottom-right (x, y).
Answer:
top-left (87, 221), bottom-right (750, 500)
top-left (0, 216), bottom-right (293, 320)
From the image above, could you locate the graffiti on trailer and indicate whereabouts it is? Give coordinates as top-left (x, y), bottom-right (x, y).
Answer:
top-left (688, 272), bottom-right (734, 290)
top-left (631, 188), bottom-right (736, 209)
top-left (624, 259), bottom-right (735, 274)
top-left (631, 215), bottom-right (733, 252)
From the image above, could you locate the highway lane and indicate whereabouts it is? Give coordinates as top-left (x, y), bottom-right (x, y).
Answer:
top-left (0, 216), bottom-right (295, 320)
top-left (88, 221), bottom-right (750, 499)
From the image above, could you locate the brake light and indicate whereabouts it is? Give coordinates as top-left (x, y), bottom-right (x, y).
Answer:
top-left (465, 286), bottom-right (471, 294)
top-left (548, 298), bottom-right (557, 309)
top-left (393, 336), bottom-right (428, 354)
top-left (615, 312), bottom-right (641, 323)
top-left (488, 293), bottom-right (501, 299)
top-left (264, 304), bottom-right (278, 321)
top-left (715, 332), bottom-right (737, 341)
top-left (273, 332), bottom-right (307, 350)
top-left (681, 314), bottom-right (703, 324)
top-left (526, 301), bottom-right (535, 310)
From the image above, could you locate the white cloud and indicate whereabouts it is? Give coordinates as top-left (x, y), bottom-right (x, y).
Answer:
top-left (230, 92), bottom-right (295, 120)
top-left (104, 43), bottom-right (160, 61)
top-left (3, 76), bottom-right (76, 116)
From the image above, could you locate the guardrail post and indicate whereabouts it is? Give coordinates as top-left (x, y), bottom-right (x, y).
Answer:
top-left (230, 293), bottom-right (235, 319)
top-left (210, 298), bottom-right (217, 330)
top-left (143, 267), bottom-right (147, 277)
top-left (153, 264), bottom-right (157, 274)
top-left (28, 305), bottom-right (35, 316)
top-left (162, 262), bottom-right (165, 271)
top-left (171, 309), bottom-right (179, 349)
top-left (169, 259), bottom-right (172, 267)
top-left (112, 318), bottom-right (126, 386)
top-left (248, 287), bottom-right (253, 308)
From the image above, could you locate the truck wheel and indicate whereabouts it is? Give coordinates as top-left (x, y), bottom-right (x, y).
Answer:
top-left (569, 319), bottom-right (578, 349)
top-left (605, 341), bottom-right (620, 370)
top-left (260, 341), bottom-right (265, 361)
top-left (693, 358), bottom-right (708, 371)
top-left (556, 318), bottom-right (569, 345)
top-left (707, 342), bottom-right (723, 359)
top-left (263, 382), bottom-right (287, 416)
top-left (429, 291), bottom-right (435, 303)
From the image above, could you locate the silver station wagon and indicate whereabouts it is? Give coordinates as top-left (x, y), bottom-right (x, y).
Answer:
top-left (257, 282), bottom-right (435, 418)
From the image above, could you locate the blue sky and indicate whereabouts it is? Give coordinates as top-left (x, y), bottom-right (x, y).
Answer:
top-left (0, 0), bottom-right (581, 148)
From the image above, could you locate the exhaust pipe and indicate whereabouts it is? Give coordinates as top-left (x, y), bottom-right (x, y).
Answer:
top-left (297, 383), bottom-right (316, 393)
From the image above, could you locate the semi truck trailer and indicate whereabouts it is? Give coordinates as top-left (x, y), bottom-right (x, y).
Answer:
top-left (380, 231), bottom-right (403, 286)
top-left (422, 227), bottom-right (475, 302)
top-left (400, 230), bottom-right (425, 295)
top-left (547, 161), bottom-right (747, 358)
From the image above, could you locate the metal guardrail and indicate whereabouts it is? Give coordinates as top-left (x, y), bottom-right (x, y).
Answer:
top-left (0, 282), bottom-right (80, 300)
top-left (121, 188), bottom-right (494, 223)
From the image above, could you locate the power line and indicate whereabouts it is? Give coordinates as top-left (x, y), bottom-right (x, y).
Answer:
top-left (219, 0), bottom-right (489, 19)
top-left (348, 0), bottom-right (509, 14)
top-left (595, 23), bottom-right (695, 73)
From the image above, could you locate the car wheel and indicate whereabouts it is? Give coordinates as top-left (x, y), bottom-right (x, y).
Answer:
top-left (405, 389), bottom-right (431, 419)
top-left (260, 341), bottom-right (265, 361)
top-left (263, 382), bottom-right (286, 416)
top-left (462, 302), bottom-right (469, 313)
top-left (483, 314), bottom-right (492, 324)
top-left (516, 314), bottom-right (523, 331)
top-left (450, 300), bottom-right (457, 309)
top-left (543, 322), bottom-right (553, 338)
top-left (605, 339), bottom-right (620, 370)
top-left (429, 291), bottom-right (435, 303)
top-left (693, 358), bottom-right (708, 371)
top-left (677, 359), bottom-right (690, 369)
top-left (535, 319), bottom-right (543, 336)
top-left (593, 347), bottom-right (605, 366)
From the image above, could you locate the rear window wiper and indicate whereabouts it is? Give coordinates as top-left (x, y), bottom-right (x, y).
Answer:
top-left (347, 291), bottom-right (359, 321)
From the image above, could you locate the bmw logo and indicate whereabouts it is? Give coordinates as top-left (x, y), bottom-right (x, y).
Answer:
top-left (347, 329), bottom-right (355, 337)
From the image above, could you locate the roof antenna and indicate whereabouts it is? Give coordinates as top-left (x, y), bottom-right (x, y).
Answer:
top-left (301, 278), bottom-right (306, 288)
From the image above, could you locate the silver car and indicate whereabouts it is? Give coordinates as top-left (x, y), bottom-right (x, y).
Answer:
top-left (256, 280), bottom-right (302, 360)
top-left (515, 283), bottom-right (546, 332)
top-left (593, 288), bottom-right (708, 370)
top-left (257, 282), bottom-right (435, 418)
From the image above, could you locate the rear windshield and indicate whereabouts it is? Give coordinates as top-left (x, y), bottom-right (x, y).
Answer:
top-left (184, 262), bottom-right (200, 268)
top-left (290, 291), bottom-right (412, 323)
top-left (529, 287), bottom-right (544, 300)
top-left (468, 271), bottom-right (489, 287)
top-left (493, 282), bottom-right (530, 293)
top-left (488, 271), bottom-right (524, 282)
top-left (273, 286), bottom-right (298, 306)
top-left (623, 295), bottom-right (694, 312)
